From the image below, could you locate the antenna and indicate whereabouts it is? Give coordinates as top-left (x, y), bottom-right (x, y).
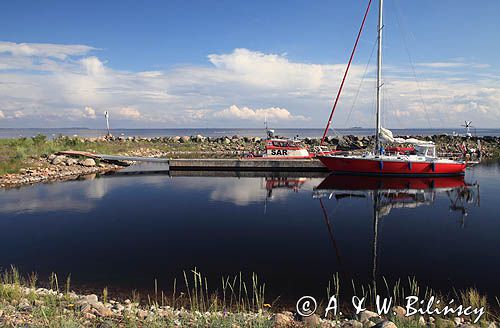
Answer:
top-left (461, 120), bottom-right (473, 136)
top-left (104, 110), bottom-right (110, 136)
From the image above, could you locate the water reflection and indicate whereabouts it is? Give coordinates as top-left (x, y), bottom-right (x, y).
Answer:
top-left (0, 166), bottom-right (498, 301)
top-left (313, 174), bottom-right (480, 296)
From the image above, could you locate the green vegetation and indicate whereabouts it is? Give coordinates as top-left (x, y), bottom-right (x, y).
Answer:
top-left (1, 267), bottom-right (498, 327)
top-left (0, 135), bottom-right (253, 175)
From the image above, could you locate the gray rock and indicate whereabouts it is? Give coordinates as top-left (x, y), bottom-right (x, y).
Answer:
top-left (192, 134), bottom-right (206, 142)
top-left (364, 321), bottom-right (376, 328)
top-left (373, 321), bottom-right (397, 328)
top-left (93, 302), bottom-right (113, 317)
top-left (81, 158), bottom-right (96, 167)
top-left (18, 298), bottom-right (32, 311)
top-left (273, 312), bottom-right (294, 328)
top-left (457, 324), bottom-right (478, 328)
top-left (51, 155), bottom-right (66, 165)
top-left (223, 138), bottom-right (231, 144)
top-left (392, 306), bottom-right (406, 318)
top-left (360, 310), bottom-right (380, 322)
top-left (342, 319), bottom-right (364, 328)
top-left (137, 309), bottom-right (148, 319)
top-left (66, 158), bottom-right (78, 166)
top-left (84, 294), bottom-right (99, 304)
top-left (303, 314), bottom-right (321, 327)
top-left (48, 154), bottom-right (57, 161)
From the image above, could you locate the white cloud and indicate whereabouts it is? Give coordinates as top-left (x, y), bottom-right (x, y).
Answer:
top-left (13, 110), bottom-right (24, 118)
top-left (0, 41), bottom-right (95, 60)
top-left (213, 105), bottom-right (308, 121)
top-left (417, 62), bottom-right (466, 68)
top-left (118, 107), bottom-right (141, 119)
top-left (0, 41), bottom-right (499, 128)
top-left (80, 56), bottom-right (105, 76)
top-left (0, 110), bottom-right (4, 119)
top-left (83, 106), bottom-right (96, 119)
top-left (207, 48), bottom-right (328, 90)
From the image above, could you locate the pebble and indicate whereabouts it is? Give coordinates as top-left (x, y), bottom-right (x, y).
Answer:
top-left (84, 294), bottom-right (99, 304)
top-left (303, 314), bottom-right (321, 327)
top-left (360, 310), bottom-right (380, 322)
top-left (342, 319), bottom-right (364, 328)
top-left (137, 309), bottom-right (148, 320)
top-left (392, 306), bottom-right (406, 318)
top-left (373, 321), bottom-right (397, 328)
top-left (273, 312), bottom-right (293, 328)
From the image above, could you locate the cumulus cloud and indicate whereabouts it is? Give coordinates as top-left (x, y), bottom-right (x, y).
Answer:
top-left (0, 41), bottom-right (499, 128)
top-left (83, 106), bottom-right (96, 119)
top-left (80, 56), bottom-right (105, 76)
top-left (213, 105), bottom-right (308, 121)
top-left (118, 107), bottom-right (141, 119)
top-left (208, 48), bottom-right (327, 90)
top-left (0, 110), bottom-right (4, 119)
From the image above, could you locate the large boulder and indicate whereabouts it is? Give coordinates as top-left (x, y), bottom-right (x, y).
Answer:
top-left (51, 155), bottom-right (66, 165)
top-left (80, 158), bottom-right (96, 167)
top-left (191, 134), bottom-right (206, 143)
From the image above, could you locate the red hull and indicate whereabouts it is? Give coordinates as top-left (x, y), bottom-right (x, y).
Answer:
top-left (318, 156), bottom-right (466, 176)
top-left (316, 175), bottom-right (465, 191)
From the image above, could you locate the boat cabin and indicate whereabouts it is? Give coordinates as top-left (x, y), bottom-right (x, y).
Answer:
top-left (414, 144), bottom-right (436, 158)
top-left (265, 138), bottom-right (311, 158)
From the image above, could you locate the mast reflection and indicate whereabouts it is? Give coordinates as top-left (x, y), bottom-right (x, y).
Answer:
top-left (313, 175), bottom-right (480, 297)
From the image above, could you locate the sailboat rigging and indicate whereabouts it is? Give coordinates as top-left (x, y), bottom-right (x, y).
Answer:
top-left (318, 0), bottom-right (468, 176)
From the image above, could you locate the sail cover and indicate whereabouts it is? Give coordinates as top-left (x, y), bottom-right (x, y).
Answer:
top-left (380, 127), bottom-right (434, 145)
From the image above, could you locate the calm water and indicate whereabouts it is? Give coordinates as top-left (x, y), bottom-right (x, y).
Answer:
top-left (1, 127), bottom-right (500, 139)
top-left (0, 163), bottom-right (499, 302)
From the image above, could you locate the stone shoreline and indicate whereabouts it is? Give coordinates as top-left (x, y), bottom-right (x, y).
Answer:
top-left (0, 155), bottom-right (123, 189)
top-left (0, 283), bottom-right (497, 328)
top-left (1, 133), bottom-right (498, 189)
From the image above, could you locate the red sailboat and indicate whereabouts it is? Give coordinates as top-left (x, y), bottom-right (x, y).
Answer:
top-left (317, 0), bottom-right (467, 176)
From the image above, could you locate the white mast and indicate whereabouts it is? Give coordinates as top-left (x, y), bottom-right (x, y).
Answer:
top-left (375, 0), bottom-right (383, 154)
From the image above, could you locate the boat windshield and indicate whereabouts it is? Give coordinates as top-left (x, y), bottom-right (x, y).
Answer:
top-left (269, 140), bottom-right (302, 148)
top-left (415, 145), bottom-right (436, 158)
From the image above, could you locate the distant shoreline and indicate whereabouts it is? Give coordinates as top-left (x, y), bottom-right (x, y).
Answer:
top-left (2, 127), bottom-right (500, 139)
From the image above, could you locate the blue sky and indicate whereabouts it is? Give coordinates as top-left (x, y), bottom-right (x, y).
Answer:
top-left (1, 0), bottom-right (499, 128)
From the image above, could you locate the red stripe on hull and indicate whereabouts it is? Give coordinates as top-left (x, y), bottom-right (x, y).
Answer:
top-left (318, 156), bottom-right (466, 176)
top-left (316, 175), bottom-right (465, 190)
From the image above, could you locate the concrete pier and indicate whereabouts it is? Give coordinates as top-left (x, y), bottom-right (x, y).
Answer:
top-left (57, 151), bottom-right (328, 172)
top-left (168, 158), bottom-right (327, 172)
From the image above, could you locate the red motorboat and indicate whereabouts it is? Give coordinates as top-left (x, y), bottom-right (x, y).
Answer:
top-left (317, 0), bottom-right (468, 176)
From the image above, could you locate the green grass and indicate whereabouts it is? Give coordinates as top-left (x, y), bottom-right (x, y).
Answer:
top-left (0, 135), bottom-right (255, 175)
top-left (1, 268), bottom-right (498, 327)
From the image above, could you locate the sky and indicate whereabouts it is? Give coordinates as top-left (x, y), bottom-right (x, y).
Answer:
top-left (1, 0), bottom-right (499, 129)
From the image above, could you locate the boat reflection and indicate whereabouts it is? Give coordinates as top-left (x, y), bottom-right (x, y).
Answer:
top-left (314, 175), bottom-right (479, 222)
top-left (313, 174), bottom-right (480, 296)
top-left (263, 177), bottom-right (307, 198)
